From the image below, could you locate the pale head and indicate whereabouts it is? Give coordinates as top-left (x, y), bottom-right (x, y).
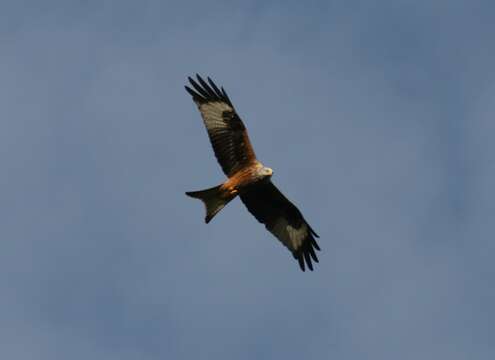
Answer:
top-left (253, 162), bottom-right (273, 181)
top-left (258, 166), bottom-right (273, 178)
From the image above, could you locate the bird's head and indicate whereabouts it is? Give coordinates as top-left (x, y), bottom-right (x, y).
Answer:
top-left (261, 166), bottom-right (273, 177)
top-left (254, 163), bottom-right (273, 181)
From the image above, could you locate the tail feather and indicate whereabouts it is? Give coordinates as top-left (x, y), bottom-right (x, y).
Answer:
top-left (186, 185), bottom-right (234, 223)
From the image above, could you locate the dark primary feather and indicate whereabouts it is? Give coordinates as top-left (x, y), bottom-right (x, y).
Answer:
top-left (185, 75), bottom-right (256, 176)
top-left (240, 181), bottom-right (320, 271)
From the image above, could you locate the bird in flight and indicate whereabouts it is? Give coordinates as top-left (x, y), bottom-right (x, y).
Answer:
top-left (185, 75), bottom-right (320, 271)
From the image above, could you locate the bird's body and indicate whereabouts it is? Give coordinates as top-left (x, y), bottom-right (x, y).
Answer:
top-left (185, 75), bottom-right (320, 271)
top-left (186, 161), bottom-right (272, 223)
top-left (222, 161), bottom-right (273, 195)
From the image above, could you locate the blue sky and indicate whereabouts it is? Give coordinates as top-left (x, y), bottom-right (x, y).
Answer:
top-left (1, 1), bottom-right (494, 359)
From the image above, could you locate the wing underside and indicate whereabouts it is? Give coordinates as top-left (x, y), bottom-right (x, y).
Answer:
top-left (240, 181), bottom-right (320, 271)
top-left (185, 75), bottom-right (257, 176)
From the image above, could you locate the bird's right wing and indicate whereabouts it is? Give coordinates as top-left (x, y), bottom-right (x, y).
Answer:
top-left (185, 75), bottom-right (257, 176)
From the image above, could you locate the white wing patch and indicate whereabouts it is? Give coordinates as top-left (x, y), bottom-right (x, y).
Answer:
top-left (269, 218), bottom-right (308, 252)
top-left (287, 223), bottom-right (308, 250)
top-left (199, 102), bottom-right (232, 130)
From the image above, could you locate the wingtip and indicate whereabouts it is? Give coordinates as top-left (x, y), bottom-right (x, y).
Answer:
top-left (298, 256), bottom-right (305, 272)
top-left (310, 226), bottom-right (320, 238)
top-left (309, 245), bottom-right (319, 263)
top-left (186, 75), bottom-right (232, 104)
top-left (304, 251), bottom-right (314, 271)
top-left (311, 237), bottom-right (321, 251)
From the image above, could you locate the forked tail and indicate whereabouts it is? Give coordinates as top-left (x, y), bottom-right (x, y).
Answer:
top-left (185, 185), bottom-right (235, 223)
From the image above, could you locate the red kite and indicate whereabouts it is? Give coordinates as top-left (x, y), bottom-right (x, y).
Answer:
top-left (185, 75), bottom-right (320, 271)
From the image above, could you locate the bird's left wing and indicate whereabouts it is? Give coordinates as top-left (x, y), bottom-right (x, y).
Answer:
top-left (240, 181), bottom-right (320, 271)
top-left (185, 75), bottom-right (257, 177)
